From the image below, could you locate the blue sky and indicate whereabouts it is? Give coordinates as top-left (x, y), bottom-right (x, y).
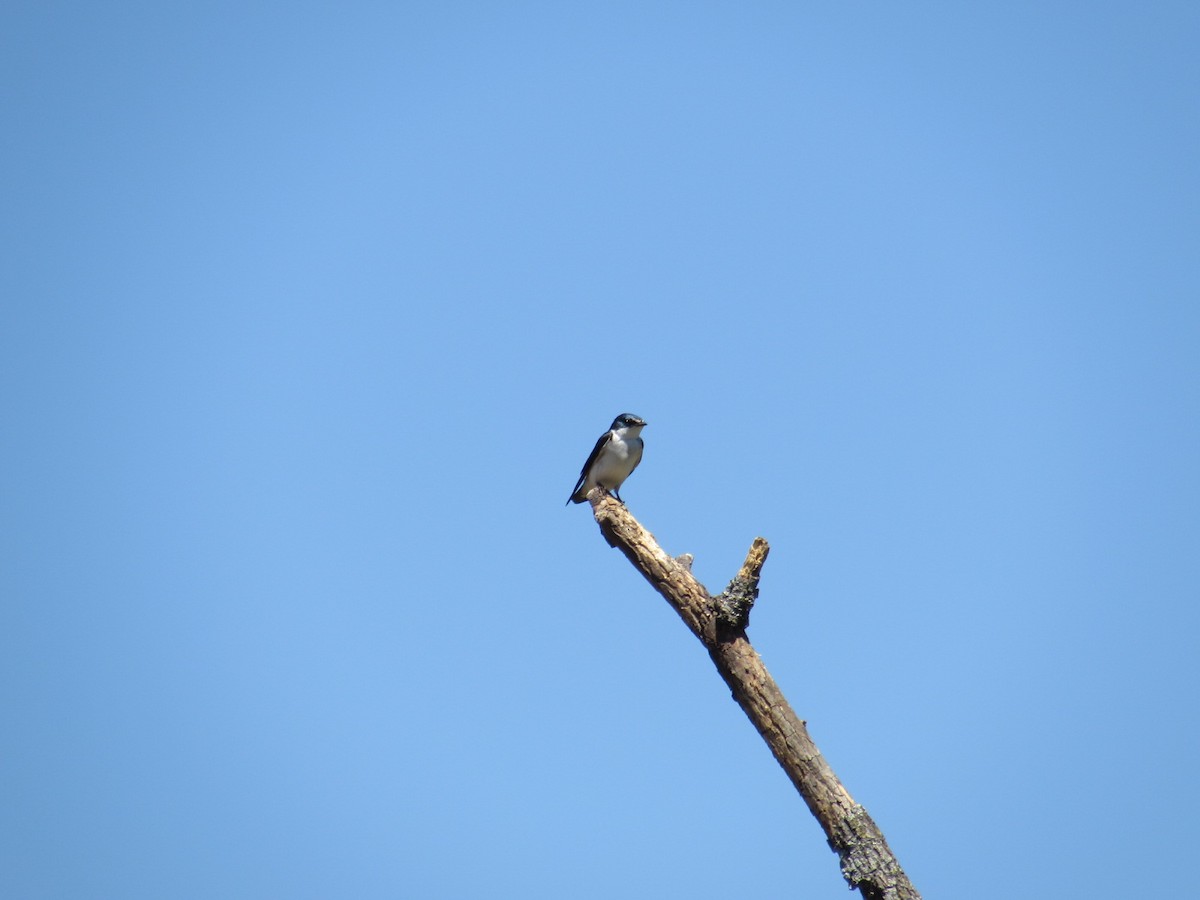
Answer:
top-left (3, 3), bottom-right (1198, 897)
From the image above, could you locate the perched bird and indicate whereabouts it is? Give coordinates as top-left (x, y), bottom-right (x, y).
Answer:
top-left (566, 413), bottom-right (647, 505)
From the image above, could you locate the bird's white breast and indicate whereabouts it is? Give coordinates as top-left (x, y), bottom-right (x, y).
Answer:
top-left (591, 427), bottom-right (643, 485)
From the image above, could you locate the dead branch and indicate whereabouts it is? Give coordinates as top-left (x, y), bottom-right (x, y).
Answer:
top-left (587, 488), bottom-right (921, 900)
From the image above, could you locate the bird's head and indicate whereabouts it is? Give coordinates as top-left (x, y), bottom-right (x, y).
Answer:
top-left (611, 413), bottom-right (646, 430)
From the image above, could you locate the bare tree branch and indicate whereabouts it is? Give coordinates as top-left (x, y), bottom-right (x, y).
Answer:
top-left (587, 489), bottom-right (921, 900)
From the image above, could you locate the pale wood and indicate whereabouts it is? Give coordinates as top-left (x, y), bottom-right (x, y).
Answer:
top-left (587, 489), bottom-right (921, 900)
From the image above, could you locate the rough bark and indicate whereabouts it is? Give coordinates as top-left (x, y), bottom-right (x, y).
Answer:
top-left (587, 489), bottom-right (921, 900)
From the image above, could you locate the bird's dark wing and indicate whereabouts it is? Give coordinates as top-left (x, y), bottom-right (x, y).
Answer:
top-left (566, 430), bottom-right (613, 505)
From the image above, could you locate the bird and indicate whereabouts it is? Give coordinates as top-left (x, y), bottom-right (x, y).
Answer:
top-left (566, 413), bottom-right (647, 505)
